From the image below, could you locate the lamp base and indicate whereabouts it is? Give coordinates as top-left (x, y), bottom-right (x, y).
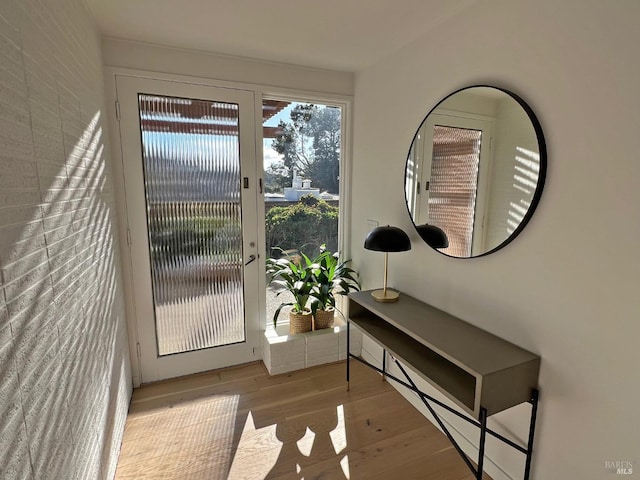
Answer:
top-left (371, 289), bottom-right (400, 303)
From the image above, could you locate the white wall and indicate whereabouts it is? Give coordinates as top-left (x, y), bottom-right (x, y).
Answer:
top-left (352, 1), bottom-right (640, 479)
top-left (486, 96), bottom-right (540, 251)
top-left (0, 0), bottom-right (131, 478)
top-left (102, 37), bottom-right (354, 96)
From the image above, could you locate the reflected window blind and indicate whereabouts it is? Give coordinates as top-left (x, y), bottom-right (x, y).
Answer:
top-left (429, 126), bottom-right (482, 257)
top-left (138, 94), bottom-right (245, 356)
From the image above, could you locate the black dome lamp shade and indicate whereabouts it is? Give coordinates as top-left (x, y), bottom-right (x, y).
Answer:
top-left (364, 226), bottom-right (411, 303)
top-left (415, 224), bottom-right (448, 249)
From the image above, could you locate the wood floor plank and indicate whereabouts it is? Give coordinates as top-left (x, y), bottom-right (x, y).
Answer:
top-left (115, 361), bottom-right (490, 480)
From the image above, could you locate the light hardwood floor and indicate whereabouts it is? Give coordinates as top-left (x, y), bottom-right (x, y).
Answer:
top-left (115, 361), bottom-right (483, 480)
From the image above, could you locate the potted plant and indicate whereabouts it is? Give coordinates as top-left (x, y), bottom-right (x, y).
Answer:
top-left (266, 248), bottom-right (316, 334)
top-left (310, 245), bottom-right (360, 329)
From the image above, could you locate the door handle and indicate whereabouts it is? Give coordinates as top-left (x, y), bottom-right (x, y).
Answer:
top-left (245, 254), bottom-right (256, 266)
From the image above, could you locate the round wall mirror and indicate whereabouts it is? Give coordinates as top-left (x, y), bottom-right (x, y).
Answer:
top-left (405, 86), bottom-right (546, 258)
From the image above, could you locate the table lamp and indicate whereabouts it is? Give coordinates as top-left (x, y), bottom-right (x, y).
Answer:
top-left (364, 225), bottom-right (411, 302)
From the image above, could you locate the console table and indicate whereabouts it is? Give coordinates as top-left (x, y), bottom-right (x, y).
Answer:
top-left (347, 290), bottom-right (540, 480)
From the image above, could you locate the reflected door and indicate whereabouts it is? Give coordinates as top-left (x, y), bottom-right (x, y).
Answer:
top-left (117, 76), bottom-right (260, 383)
top-left (416, 114), bottom-right (493, 257)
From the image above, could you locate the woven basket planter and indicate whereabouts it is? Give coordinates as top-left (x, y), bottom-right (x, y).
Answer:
top-left (313, 309), bottom-right (335, 330)
top-left (289, 310), bottom-right (312, 335)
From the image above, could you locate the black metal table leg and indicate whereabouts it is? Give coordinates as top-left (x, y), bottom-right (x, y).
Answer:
top-left (394, 357), bottom-right (478, 476)
top-left (382, 348), bottom-right (386, 381)
top-left (524, 389), bottom-right (539, 480)
top-left (346, 319), bottom-right (350, 391)
top-left (477, 407), bottom-right (488, 479)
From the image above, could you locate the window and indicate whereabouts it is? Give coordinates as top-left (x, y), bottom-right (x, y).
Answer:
top-left (262, 99), bottom-right (344, 328)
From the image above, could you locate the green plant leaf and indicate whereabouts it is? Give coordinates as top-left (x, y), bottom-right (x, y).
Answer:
top-left (273, 302), bottom-right (294, 328)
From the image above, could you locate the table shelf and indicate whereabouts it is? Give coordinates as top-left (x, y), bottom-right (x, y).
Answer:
top-left (347, 290), bottom-right (540, 480)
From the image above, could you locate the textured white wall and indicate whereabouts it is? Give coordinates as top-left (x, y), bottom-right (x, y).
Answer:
top-left (0, 0), bottom-right (131, 479)
top-left (352, 1), bottom-right (640, 479)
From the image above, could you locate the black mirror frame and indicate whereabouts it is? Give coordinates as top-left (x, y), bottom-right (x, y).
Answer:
top-left (404, 85), bottom-right (547, 258)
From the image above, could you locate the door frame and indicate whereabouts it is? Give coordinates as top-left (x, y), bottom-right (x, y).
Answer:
top-left (115, 74), bottom-right (261, 383)
top-left (417, 111), bottom-right (494, 256)
top-left (105, 68), bottom-right (353, 387)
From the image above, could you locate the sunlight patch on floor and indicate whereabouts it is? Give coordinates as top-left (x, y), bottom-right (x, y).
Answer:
top-left (340, 454), bottom-right (351, 479)
top-left (227, 411), bottom-right (282, 480)
top-left (296, 427), bottom-right (315, 457)
top-left (330, 404), bottom-right (347, 454)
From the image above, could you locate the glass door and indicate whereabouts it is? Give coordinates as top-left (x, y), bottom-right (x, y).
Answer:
top-left (117, 76), bottom-right (260, 383)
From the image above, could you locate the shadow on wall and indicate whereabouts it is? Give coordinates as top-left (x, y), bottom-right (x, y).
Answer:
top-left (0, 110), bottom-right (130, 479)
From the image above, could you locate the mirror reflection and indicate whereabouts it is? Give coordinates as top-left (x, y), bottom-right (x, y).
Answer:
top-left (405, 86), bottom-right (546, 258)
